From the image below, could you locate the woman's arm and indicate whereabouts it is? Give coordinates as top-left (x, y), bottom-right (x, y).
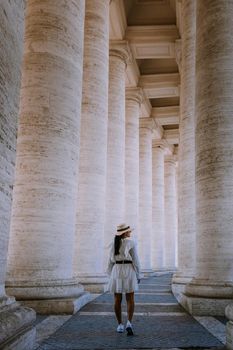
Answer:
top-left (106, 244), bottom-right (114, 276)
top-left (129, 242), bottom-right (141, 279)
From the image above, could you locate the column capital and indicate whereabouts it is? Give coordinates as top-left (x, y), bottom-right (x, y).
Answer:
top-left (109, 40), bottom-right (132, 66)
top-left (126, 87), bottom-right (143, 105)
top-left (165, 154), bottom-right (178, 165)
top-left (152, 139), bottom-right (168, 150)
top-left (139, 117), bottom-right (154, 130)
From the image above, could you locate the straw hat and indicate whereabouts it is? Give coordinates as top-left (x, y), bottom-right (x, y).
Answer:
top-left (115, 223), bottom-right (133, 236)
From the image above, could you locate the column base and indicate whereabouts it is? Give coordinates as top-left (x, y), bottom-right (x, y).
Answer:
top-left (6, 279), bottom-right (85, 299)
top-left (6, 279), bottom-right (93, 314)
top-left (172, 273), bottom-right (193, 303)
top-left (226, 304), bottom-right (233, 350)
top-left (141, 269), bottom-right (155, 277)
top-left (181, 293), bottom-right (232, 316)
top-left (181, 279), bottom-right (233, 316)
top-left (77, 274), bottom-right (109, 293)
top-left (19, 292), bottom-right (93, 315)
top-left (0, 300), bottom-right (36, 350)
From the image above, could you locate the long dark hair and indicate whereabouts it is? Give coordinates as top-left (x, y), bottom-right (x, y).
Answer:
top-left (114, 235), bottom-right (124, 255)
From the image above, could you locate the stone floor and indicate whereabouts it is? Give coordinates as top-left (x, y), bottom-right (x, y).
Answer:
top-left (33, 273), bottom-right (226, 350)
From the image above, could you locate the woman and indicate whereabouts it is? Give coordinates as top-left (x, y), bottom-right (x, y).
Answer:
top-left (107, 223), bottom-right (141, 335)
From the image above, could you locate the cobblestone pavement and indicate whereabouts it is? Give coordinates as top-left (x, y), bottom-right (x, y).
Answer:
top-left (35, 273), bottom-right (226, 350)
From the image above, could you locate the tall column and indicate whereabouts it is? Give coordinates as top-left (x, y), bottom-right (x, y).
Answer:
top-left (139, 118), bottom-right (153, 272)
top-left (152, 140), bottom-right (166, 270)
top-left (172, 0), bottom-right (196, 294)
top-left (164, 156), bottom-right (177, 270)
top-left (6, 0), bottom-right (86, 314)
top-left (125, 88), bottom-right (143, 240)
top-left (75, 0), bottom-right (109, 293)
top-left (184, 0), bottom-right (233, 316)
top-left (104, 41), bottom-right (130, 251)
top-left (0, 1), bottom-right (36, 348)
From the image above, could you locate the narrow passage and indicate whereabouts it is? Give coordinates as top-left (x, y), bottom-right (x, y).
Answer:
top-left (36, 273), bottom-right (225, 349)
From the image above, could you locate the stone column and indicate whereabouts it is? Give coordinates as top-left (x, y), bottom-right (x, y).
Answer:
top-left (104, 41), bottom-right (130, 251)
top-left (139, 118), bottom-right (154, 272)
top-left (0, 1), bottom-right (36, 348)
top-left (184, 0), bottom-right (233, 316)
top-left (125, 88), bottom-right (143, 240)
top-left (152, 140), bottom-right (166, 270)
top-left (164, 156), bottom-right (177, 270)
top-left (6, 0), bottom-right (87, 314)
top-left (172, 0), bottom-right (196, 295)
top-left (75, 0), bottom-right (109, 293)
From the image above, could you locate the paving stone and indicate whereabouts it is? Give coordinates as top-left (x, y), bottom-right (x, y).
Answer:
top-left (37, 274), bottom-right (224, 350)
top-left (38, 314), bottom-right (222, 349)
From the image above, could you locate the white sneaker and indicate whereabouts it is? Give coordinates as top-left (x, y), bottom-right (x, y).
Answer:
top-left (117, 323), bottom-right (124, 333)
top-left (126, 320), bottom-right (134, 336)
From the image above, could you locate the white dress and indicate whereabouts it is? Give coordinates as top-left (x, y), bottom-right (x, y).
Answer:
top-left (106, 238), bottom-right (141, 293)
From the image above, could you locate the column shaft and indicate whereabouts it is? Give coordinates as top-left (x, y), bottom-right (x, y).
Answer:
top-left (185, 0), bottom-right (233, 315)
top-left (164, 157), bottom-right (177, 270)
top-left (172, 0), bottom-right (196, 295)
top-left (6, 0), bottom-right (86, 313)
top-left (75, 0), bottom-right (109, 292)
top-left (152, 141), bottom-right (165, 270)
top-left (0, 1), bottom-right (36, 348)
top-left (139, 118), bottom-right (153, 271)
top-left (125, 88), bottom-right (142, 239)
top-left (104, 42), bottom-right (129, 249)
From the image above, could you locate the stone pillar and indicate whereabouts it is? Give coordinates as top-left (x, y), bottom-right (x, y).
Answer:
top-left (0, 1), bottom-right (36, 348)
top-left (139, 118), bottom-right (154, 272)
top-left (172, 0), bottom-right (196, 295)
top-left (125, 88), bottom-right (143, 240)
top-left (75, 0), bottom-right (109, 293)
top-left (6, 0), bottom-right (87, 314)
top-left (152, 140), bottom-right (166, 270)
top-left (164, 156), bottom-right (177, 270)
top-left (104, 41), bottom-right (130, 250)
top-left (184, 0), bottom-right (233, 316)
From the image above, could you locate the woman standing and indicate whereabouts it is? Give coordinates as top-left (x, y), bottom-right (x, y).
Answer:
top-left (107, 223), bottom-right (141, 335)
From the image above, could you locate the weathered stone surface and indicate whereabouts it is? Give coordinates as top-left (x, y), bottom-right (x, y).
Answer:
top-left (139, 118), bottom-right (153, 271)
top-left (6, 0), bottom-right (85, 307)
top-left (0, 0), bottom-right (24, 299)
top-left (173, 0), bottom-right (196, 285)
top-left (184, 0), bottom-right (233, 313)
top-left (104, 42), bottom-right (130, 250)
top-left (125, 88), bottom-right (142, 240)
top-left (164, 156), bottom-right (177, 269)
top-left (75, 0), bottom-right (109, 291)
top-left (0, 303), bottom-right (36, 350)
top-left (152, 140), bottom-right (165, 270)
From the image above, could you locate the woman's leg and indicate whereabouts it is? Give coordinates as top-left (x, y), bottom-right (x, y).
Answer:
top-left (126, 292), bottom-right (134, 322)
top-left (114, 293), bottom-right (122, 324)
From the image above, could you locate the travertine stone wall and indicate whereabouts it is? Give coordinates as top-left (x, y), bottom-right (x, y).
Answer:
top-left (125, 88), bottom-right (142, 239)
top-left (104, 42), bottom-right (129, 249)
top-left (164, 156), bottom-right (177, 269)
top-left (75, 0), bottom-right (109, 288)
top-left (139, 118), bottom-right (153, 271)
top-left (6, 0), bottom-right (85, 299)
top-left (174, 0), bottom-right (196, 283)
top-left (186, 0), bottom-right (233, 300)
top-left (0, 0), bottom-right (25, 299)
top-left (152, 140), bottom-right (165, 270)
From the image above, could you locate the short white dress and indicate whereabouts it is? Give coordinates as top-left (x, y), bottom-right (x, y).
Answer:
top-left (106, 238), bottom-right (141, 293)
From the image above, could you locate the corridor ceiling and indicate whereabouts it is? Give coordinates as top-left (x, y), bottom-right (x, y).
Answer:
top-left (110, 0), bottom-right (181, 149)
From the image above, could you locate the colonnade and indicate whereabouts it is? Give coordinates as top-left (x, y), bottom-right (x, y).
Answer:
top-left (172, 0), bottom-right (233, 330)
top-left (0, 0), bottom-right (177, 335)
top-left (2, 0), bottom-right (233, 349)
